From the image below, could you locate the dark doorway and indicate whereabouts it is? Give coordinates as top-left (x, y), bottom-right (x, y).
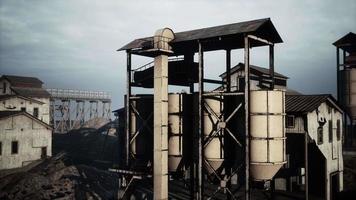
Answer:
top-left (308, 142), bottom-right (326, 198)
top-left (330, 173), bottom-right (339, 200)
top-left (41, 147), bottom-right (47, 159)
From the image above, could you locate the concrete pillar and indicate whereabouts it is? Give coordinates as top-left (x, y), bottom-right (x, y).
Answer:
top-left (153, 55), bottom-right (169, 200)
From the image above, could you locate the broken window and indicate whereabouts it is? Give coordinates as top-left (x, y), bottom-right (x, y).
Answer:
top-left (329, 120), bottom-right (333, 143)
top-left (317, 127), bottom-right (323, 145)
top-left (21, 107), bottom-right (26, 112)
top-left (286, 115), bottom-right (295, 128)
top-left (33, 107), bottom-right (39, 118)
top-left (337, 119), bottom-right (341, 141)
top-left (11, 141), bottom-right (18, 154)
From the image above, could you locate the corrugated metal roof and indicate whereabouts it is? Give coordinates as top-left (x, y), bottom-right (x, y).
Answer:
top-left (1, 75), bottom-right (43, 88)
top-left (11, 87), bottom-right (51, 98)
top-left (118, 18), bottom-right (282, 52)
top-left (286, 94), bottom-right (341, 113)
top-left (219, 63), bottom-right (288, 79)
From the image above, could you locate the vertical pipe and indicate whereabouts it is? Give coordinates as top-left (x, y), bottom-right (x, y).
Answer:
top-left (125, 51), bottom-right (131, 168)
top-left (226, 49), bottom-right (231, 92)
top-left (269, 44), bottom-right (275, 89)
top-left (197, 41), bottom-right (204, 200)
top-left (226, 48), bottom-right (232, 200)
top-left (244, 36), bottom-right (250, 200)
top-left (153, 54), bottom-right (169, 200)
top-left (336, 48), bottom-right (340, 101)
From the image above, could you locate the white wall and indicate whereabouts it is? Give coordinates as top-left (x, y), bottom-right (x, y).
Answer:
top-left (307, 102), bottom-right (344, 200)
top-left (0, 96), bottom-right (50, 124)
top-left (0, 114), bottom-right (52, 169)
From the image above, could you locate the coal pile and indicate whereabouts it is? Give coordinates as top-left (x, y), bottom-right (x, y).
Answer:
top-left (0, 153), bottom-right (120, 200)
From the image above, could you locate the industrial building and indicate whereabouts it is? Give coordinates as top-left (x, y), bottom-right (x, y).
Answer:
top-left (115, 18), bottom-right (290, 200)
top-left (333, 32), bottom-right (356, 147)
top-left (0, 75), bottom-right (52, 170)
top-left (280, 95), bottom-right (343, 200)
top-left (0, 75), bottom-right (51, 124)
top-left (113, 18), bottom-right (350, 200)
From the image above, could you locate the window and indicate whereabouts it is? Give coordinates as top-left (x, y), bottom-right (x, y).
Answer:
top-left (21, 107), bottom-right (26, 112)
top-left (286, 115), bottom-right (295, 128)
top-left (237, 78), bottom-right (245, 92)
top-left (317, 127), bottom-right (323, 145)
top-left (33, 107), bottom-right (39, 118)
top-left (337, 119), bottom-right (341, 141)
top-left (3, 82), bottom-right (5, 93)
top-left (11, 141), bottom-right (18, 154)
top-left (329, 120), bottom-right (333, 142)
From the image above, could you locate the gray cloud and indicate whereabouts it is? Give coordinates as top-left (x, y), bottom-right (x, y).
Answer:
top-left (1, 0), bottom-right (355, 111)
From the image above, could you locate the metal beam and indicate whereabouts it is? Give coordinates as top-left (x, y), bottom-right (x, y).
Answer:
top-left (244, 35), bottom-right (250, 200)
top-left (226, 49), bottom-right (231, 92)
top-left (197, 41), bottom-right (204, 200)
top-left (247, 35), bottom-right (273, 45)
top-left (336, 47), bottom-right (340, 101)
top-left (269, 44), bottom-right (275, 89)
top-left (125, 51), bottom-right (131, 168)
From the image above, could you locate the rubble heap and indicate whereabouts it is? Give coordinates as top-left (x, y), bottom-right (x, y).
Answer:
top-left (0, 153), bottom-right (120, 200)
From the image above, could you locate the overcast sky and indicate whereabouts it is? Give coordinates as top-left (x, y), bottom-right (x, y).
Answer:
top-left (1, 0), bottom-right (355, 110)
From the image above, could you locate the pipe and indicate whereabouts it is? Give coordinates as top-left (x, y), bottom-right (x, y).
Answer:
top-left (244, 35), bottom-right (250, 200)
top-left (197, 41), bottom-right (204, 200)
top-left (125, 51), bottom-right (131, 168)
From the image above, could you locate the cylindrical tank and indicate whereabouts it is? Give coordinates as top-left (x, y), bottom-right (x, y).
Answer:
top-left (250, 90), bottom-right (286, 181)
top-left (203, 96), bottom-right (224, 174)
top-left (168, 94), bottom-right (184, 172)
top-left (341, 67), bottom-right (356, 121)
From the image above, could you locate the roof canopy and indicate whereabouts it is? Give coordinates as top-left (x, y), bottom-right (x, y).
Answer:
top-left (333, 32), bottom-right (356, 53)
top-left (118, 18), bottom-right (283, 57)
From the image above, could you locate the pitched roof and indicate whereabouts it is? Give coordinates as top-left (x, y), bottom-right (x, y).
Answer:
top-left (0, 95), bottom-right (45, 104)
top-left (286, 94), bottom-right (342, 113)
top-left (0, 111), bottom-right (52, 129)
top-left (11, 87), bottom-right (51, 98)
top-left (219, 63), bottom-right (288, 79)
top-left (333, 32), bottom-right (356, 53)
top-left (1, 75), bottom-right (43, 88)
top-left (118, 18), bottom-right (283, 56)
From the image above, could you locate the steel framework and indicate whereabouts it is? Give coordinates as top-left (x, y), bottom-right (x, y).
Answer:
top-left (47, 88), bottom-right (111, 133)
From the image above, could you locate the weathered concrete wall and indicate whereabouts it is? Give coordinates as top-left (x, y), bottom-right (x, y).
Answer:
top-left (307, 102), bottom-right (344, 200)
top-left (286, 116), bottom-right (305, 134)
top-left (0, 114), bottom-right (52, 169)
top-left (0, 96), bottom-right (50, 124)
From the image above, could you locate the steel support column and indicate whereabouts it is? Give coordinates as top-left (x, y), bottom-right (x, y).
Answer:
top-left (244, 35), bottom-right (250, 200)
top-left (269, 44), bottom-right (275, 89)
top-left (226, 49), bottom-right (231, 92)
top-left (153, 54), bottom-right (169, 200)
top-left (305, 131), bottom-right (309, 200)
top-left (197, 41), bottom-right (204, 200)
top-left (125, 51), bottom-right (131, 168)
